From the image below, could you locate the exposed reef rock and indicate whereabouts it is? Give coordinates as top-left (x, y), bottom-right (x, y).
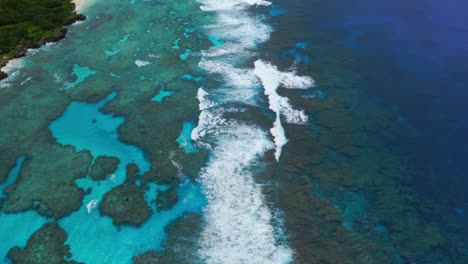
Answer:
top-left (89, 156), bottom-right (120, 181)
top-left (100, 183), bottom-right (151, 226)
top-left (4, 143), bottom-right (92, 219)
top-left (8, 222), bottom-right (80, 264)
top-left (156, 188), bottom-right (178, 211)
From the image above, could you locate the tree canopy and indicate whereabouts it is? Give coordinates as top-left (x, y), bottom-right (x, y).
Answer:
top-left (0, 0), bottom-right (78, 56)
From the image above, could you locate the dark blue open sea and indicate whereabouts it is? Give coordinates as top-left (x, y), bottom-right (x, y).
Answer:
top-left (0, 0), bottom-right (467, 263)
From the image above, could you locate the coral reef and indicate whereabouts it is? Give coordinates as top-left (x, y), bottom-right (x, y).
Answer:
top-left (4, 143), bottom-right (92, 219)
top-left (89, 156), bottom-right (120, 181)
top-left (8, 222), bottom-right (79, 264)
top-left (156, 188), bottom-right (178, 211)
top-left (133, 213), bottom-right (202, 264)
top-left (125, 163), bottom-right (140, 183)
top-left (132, 251), bottom-right (161, 264)
top-left (100, 183), bottom-right (151, 226)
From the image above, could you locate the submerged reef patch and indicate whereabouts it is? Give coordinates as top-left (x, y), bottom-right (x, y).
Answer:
top-left (4, 143), bottom-right (92, 219)
top-left (8, 222), bottom-right (78, 264)
top-left (156, 188), bottom-right (179, 211)
top-left (100, 183), bottom-right (151, 226)
top-left (132, 213), bottom-right (202, 263)
top-left (89, 156), bottom-right (120, 181)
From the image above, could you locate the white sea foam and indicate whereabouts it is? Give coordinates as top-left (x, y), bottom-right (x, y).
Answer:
top-left (107, 173), bottom-right (116, 182)
top-left (199, 0), bottom-right (271, 12)
top-left (135, 60), bottom-right (150, 67)
top-left (253, 60), bottom-right (315, 160)
top-left (73, 0), bottom-right (95, 12)
top-left (1, 42), bottom-right (60, 89)
top-left (20, 77), bottom-right (32, 86)
top-left (0, 58), bottom-right (25, 89)
top-left (86, 199), bottom-right (98, 214)
top-left (194, 0), bottom-right (295, 261)
top-left (199, 59), bottom-right (258, 88)
top-left (193, 91), bottom-right (292, 264)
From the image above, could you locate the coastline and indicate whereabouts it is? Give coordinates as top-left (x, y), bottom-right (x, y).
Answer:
top-left (0, 0), bottom-right (87, 81)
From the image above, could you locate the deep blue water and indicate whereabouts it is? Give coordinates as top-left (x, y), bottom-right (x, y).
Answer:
top-left (278, 0), bottom-right (468, 238)
top-left (320, 0), bottom-right (468, 212)
top-left (282, 0), bottom-right (468, 210)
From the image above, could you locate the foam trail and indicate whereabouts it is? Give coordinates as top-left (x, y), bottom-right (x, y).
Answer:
top-left (0, 58), bottom-right (25, 88)
top-left (193, 91), bottom-right (292, 264)
top-left (193, 0), bottom-right (294, 262)
top-left (253, 60), bottom-right (315, 160)
top-left (135, 60), bottom-right (150, 67)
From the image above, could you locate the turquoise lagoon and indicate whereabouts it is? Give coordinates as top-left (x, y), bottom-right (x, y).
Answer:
top-left (0, 0), bottom-right (208, 262)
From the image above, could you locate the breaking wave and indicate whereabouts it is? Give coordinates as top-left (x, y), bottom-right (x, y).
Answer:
top-left (192, 0), bottom-right (315, 262)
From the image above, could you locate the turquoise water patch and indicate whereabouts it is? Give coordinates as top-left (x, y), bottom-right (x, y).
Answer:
top-left (181, 74), bottom-right (204, 82)
top-left (49, 92), bottom-right (150, 173)
top-left (296, 42), bottom-right (308, 49)
top-left (60, 179), bottom-right (205, 263)
top-left (118, 34), bottom-right (134, 43)
top-left (313, 90), bottom-right (327, 100)
top-left (151, 85), bottom-right (174, 103)
top-left (340, 192), bottom-right (368, 231)
top-left (172, 38), bottom-right (181, 49)
top-left (66, 64), bottom-right (97, 89)
top-left (110, 72), bottom-right (121, 78)
top-left (269, 4), bottom-right (288, 17)
top-left (176, 121), bottom-right (198, 153)
top-left (179, 49), bottom-right (191, 61)
top-left (208, 36), bottom-right (224, 47)
top-left (0, 156), bottom-right (25, 199)
top-left (105, 49), bottom-right (120, 57)
top-left (375, 224), bottom-right (389, 234)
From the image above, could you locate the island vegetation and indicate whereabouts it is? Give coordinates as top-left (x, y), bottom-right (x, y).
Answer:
top-left (0, 0), bottom-right (85, 79)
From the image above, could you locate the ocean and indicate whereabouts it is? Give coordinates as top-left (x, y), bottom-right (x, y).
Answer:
top-left (0, 0), bottom-right (467, 263)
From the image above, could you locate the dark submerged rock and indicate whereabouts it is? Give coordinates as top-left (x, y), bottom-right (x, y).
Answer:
top-left (132, 213), bottom-right (202, 264)
top-left (125, 163), bottom-right (140, 183)
top-left (156, 188), bottom-right (178, 211)
top-left (89, 156), bottom-right (120, 181)
top-left (100, 183), bottom-right (151, 227)
top-left (132, 251), bottom-right (162, 264)
top-left (0, 70), bottom-right (7, 80)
